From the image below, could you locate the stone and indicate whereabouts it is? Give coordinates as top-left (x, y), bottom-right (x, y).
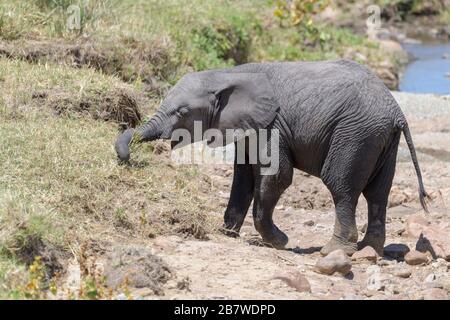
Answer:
top-left (314, 249), bottom-right (352, 276)
top-left (424, 273), bottom-right (443, 289)
top-left (351, 246), bottom-right (378, 263)
top-left (272, 271), bottom-right (311, 293)
top-left (416, 226), bottom-right (450, 261)
top-left (394, 268), bottom-right (412, 279)
top-left (422, 288), bottom-right (449, 300)
top-left (384, 244), bottom-right (410, 260)
top-left (404, 250), bottom-right (429, 265)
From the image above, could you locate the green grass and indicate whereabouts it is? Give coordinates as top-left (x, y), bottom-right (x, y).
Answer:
top-left (0, 0), bottom-right (393, 86)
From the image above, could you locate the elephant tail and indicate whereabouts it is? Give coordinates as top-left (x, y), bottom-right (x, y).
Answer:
top-left (400, 123), bottom-right (431, 213)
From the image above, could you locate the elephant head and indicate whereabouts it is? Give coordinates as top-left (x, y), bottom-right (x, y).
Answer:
top-left (115, 70), bottom-right (279, 163)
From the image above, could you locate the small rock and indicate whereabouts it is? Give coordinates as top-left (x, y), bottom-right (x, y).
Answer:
top-left (416, 226), bottom-right (450, 261)
top-left (314, 249), bottom-right (352, 276)
top-left (303, 220), bottom-right (315, 227)
top-left (351, 246), bottom-right (378, 263)
top-left (394, 268), bottom-right (412, 279)
top-left (443, 53), bottom-right (449, 59)
top-left (384, 243), bottom-right (410, 260)
top-left (422, 288), bottom-right (449, 300)
top-left (404, 250), bottom-right (429, 265)
top-left (272, 271), bottom-right (311, 293)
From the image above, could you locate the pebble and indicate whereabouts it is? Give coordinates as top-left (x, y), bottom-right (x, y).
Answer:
top-left (384, 243), bottom-right (410, 260)
top-left (314, 249), bottom-right (352, 276)
top-left (394, 268), bottom-right (412, 279)
top-left (404, 250), bottom-right (429, 265)
top-left (351, 246), bottom-right (378, 263)
top-left (416, 226), bottom-right (450, 261)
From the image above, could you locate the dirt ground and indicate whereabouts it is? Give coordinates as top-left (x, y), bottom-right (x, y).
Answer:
top-left (60, 92), bottom-right (450, 300)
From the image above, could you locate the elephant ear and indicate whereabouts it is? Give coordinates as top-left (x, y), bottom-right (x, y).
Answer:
top-left (210, 72), bottom-right (279, 133)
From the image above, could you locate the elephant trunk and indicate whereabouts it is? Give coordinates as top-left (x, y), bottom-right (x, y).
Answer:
top-left (115, 111), bottom-right (166, 163)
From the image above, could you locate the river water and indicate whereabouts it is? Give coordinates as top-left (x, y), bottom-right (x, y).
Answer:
top-left (399, 42), bottom-right (450, 95)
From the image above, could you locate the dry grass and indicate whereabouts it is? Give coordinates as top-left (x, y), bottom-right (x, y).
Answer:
top-left (0, 58), bottom-right (221, 298)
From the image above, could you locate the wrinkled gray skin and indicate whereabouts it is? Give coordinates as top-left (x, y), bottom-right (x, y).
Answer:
top-left (115, 59), bottom-right (428, 256)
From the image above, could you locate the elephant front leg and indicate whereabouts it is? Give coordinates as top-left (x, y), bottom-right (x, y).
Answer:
top-left (252, 162), bottom-right (293, 249)
top-left (222, 162), bottom-right (254, 237)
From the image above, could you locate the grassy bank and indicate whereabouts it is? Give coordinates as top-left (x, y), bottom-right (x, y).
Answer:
top-left (0, 58), bottom-right (222, 298)
top-left (0, 0), bottom-right (414, 298)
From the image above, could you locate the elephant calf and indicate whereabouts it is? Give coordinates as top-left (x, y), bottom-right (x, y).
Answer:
top-left (115, 59), bottom-right (428, 256)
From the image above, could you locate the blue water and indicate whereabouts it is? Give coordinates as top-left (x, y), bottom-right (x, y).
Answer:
top-left (399, 43), bottom-right (450, 95)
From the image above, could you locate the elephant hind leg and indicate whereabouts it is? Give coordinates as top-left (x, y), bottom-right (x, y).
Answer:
top-left (320, 138), bottom-right (383, 256)
top-left (359, 134), bottom-right (400, 256)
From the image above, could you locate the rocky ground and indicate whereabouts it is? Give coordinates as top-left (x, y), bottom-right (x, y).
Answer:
top-left (58, 92), bottom-right (450, 300)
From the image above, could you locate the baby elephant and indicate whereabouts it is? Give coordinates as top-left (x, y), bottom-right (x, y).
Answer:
top-left (115, 59), bottom-right (428, 256)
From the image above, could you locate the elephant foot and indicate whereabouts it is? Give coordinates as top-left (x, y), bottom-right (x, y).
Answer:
top-left (321, 237), bottom-right (357, 256)
top-left (260, 228), bottom-right (289, 250)
top-left (358, 233), bottom-right (385, 256)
